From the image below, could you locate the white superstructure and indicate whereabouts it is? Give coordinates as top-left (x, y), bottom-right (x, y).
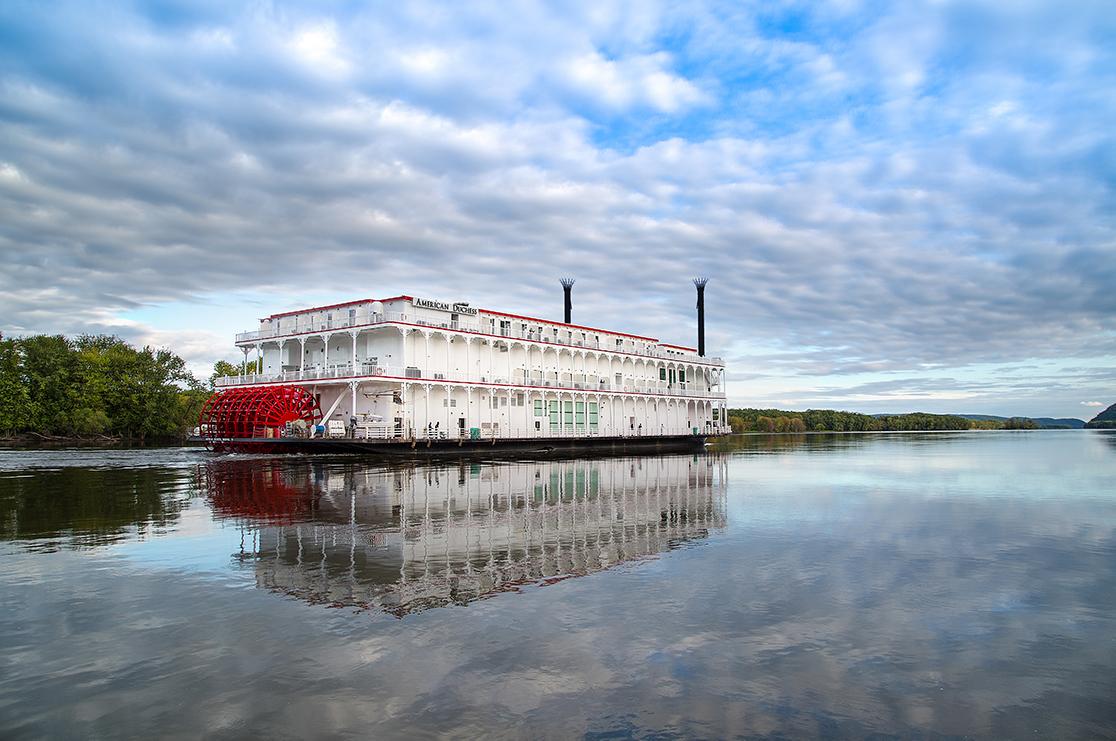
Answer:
top-left (217, 294), bottom-right (729, 440)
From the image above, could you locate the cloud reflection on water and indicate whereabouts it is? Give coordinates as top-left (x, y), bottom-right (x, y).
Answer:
top-left (1, 435), bottom-right (1115, 738)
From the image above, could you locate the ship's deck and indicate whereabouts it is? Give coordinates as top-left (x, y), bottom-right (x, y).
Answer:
top-left (190, 434), bottom-right (713, 457)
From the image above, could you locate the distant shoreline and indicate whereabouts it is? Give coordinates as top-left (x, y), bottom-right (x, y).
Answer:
top-left (718, 428), bottom-right (1097, 436)
top-left (725, 408), bottom-right (1072, 433)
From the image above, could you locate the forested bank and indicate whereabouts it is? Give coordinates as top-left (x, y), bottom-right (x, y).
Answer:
top-left (727, 408), bottom-right (1039, 433)
top-left (1085, 403), bottom-right (1116, 429)
top-left (0, 335), bottom-right (210, 441)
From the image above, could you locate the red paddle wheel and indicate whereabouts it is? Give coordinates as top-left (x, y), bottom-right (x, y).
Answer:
top-left (198, 385), bottom-right (321, 452)
top-left (202, 461), bottom-right (318, 523)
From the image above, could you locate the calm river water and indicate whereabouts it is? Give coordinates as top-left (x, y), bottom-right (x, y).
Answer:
top-left (1, 432), bottom-right (1115, 739)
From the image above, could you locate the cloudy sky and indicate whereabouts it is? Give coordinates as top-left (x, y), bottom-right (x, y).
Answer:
top-left (1, 0), bottom-right (1113, 418)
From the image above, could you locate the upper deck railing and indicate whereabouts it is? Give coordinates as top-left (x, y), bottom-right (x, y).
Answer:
top-left (234, 311), bottom-right (724, 366)
top-left (213, 363), bottom-right (726, 399)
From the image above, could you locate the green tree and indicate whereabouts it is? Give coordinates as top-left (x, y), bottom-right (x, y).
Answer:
top-left (210, 358), bottom-right (260, 388)
top-left (0, 337), bottom-right (33, 434)
top-left (728, 407), bottom-right (972, 434)
top-left (20, 335), bottom-right (80, 434)
top-left (1, 334), bottom-right (204, 440)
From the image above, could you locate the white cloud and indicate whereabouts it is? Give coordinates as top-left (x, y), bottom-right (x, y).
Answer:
top-left (289, 21), bottom-right (349, 77)
top-left (1081, 401), bottom-right (1104, 407)
top-left (0, 162), bottom-right (24, 182)
top-left (397, 47), bottom-right (450, 76)
top-left (0, 0), bottom-right (1113, 417)
top-left (560, 51), bottom-right (707, 113)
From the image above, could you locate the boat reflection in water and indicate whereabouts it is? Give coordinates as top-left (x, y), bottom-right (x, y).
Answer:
top-left (199, 455), bottom-right (727, 616)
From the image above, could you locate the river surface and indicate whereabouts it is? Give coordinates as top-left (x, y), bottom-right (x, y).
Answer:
top-left (1, 431), bottom-right (1115, 739)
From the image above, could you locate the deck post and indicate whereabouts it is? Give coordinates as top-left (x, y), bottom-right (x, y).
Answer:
top-left (443, 384), bottom-right (451, 438)
top-left (424, 385), bottom-right (430, 438)
top-left (466, 387), bottom-right (473, 439)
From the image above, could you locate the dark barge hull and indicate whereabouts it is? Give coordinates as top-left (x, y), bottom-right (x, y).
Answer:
top-left (192, 434), bottom-right (710, 458)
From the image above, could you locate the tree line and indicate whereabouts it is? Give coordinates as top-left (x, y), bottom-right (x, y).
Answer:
top-left (0, 334), bottom-right (218, 441)
top-left (727, 408), bottom-right (1039, 433)
top-left (1084, 402), bottom-right (1116, 429)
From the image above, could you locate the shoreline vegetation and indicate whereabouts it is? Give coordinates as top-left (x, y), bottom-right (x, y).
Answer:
top-left (0, 334), bottom-right (261, 443)
top-left (727, 409), bottom-right (1042, 433)
top-left (1084, 402), bottom-right (1116, 429)
top-left (0, 333), bottom-right (1107, 443)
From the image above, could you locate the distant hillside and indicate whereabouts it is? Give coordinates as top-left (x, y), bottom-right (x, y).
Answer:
top-left (730, 408), bottom-right (974, 432)
top-left (726, 408), bottom-right (1092, 433)
top-left (960, 415), bottom-right (1086, 429)
top-left (1085, 403), bottom-right (1116, 429)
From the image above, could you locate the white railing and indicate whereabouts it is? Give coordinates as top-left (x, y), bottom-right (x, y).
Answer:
top-left (278, 424), bottom-right (730, 443)
top-left (235, 311), bottom-right (724, 365)
top-left (214, 365), bottom-right (725, 399)
top-left (235, 311), bottom-right (403, 342)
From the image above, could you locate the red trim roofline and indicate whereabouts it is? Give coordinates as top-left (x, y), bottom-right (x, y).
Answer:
top-left (264, 295), bottom-right (683, 347)
top-left (267, 296), bottom-right (413, 320)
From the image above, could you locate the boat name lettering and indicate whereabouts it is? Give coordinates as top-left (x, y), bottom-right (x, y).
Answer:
top-left (415, 298), bottom-right (478, 316)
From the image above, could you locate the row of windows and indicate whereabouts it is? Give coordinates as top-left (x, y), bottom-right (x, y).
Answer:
top-left (491, 318), bottom-right (642, 353)
top-left (445, 392), bottom-right (712, 409)
top-left (420, 367), bottom-right (699, 388)
top-left (266, 330), bottom-right (707, 368)
top-left (445, 394), bottom-right (528, 408)
top-left (534, 400), bottom-right (600, 433)
top-left (659, 367), bottom-right (686, 383)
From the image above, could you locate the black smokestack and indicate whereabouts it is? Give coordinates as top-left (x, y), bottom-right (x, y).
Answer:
top-left (693, 278), bottom-right (708, 357)
top-left (560, 277), bottom-right (575, 323)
